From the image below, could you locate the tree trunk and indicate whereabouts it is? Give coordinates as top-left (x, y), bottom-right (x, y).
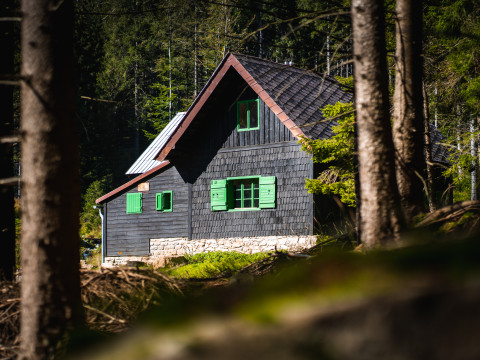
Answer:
top-left (477, 116), bottom-right (480, 200)
top-left (392, 0), bottom-right (425, 221)
top-left (470, 116), bottom-right (477, 200)
top-left (0, 0), bottom-right (16, 281)
top-left (19, 0), bottom-right (81, 358)
top-left (351, 0), bottom-right (404, 248)
top-left (423, 83), bottom-right (437, 211)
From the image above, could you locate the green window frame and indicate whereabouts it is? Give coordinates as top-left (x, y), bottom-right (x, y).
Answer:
top-left (232, 177), bottom-right (260, 209)
top-left (126, 193), bottom-right (142, 214)
top-left (156, 190), bottom-right (173, 212)
top-left (210, 176), bottom-right (276, 211)
top-left (237, 99), bottom-right (260, 131)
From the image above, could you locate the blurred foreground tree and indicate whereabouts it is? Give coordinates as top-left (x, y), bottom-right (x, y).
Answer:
top-left (0, 0), bottom-right (17, 281)
top-left (19, 0), bottom-right (81, 357)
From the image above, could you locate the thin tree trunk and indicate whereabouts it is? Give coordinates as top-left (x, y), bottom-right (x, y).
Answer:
top-left (194, 6), bottom-right (198, 98)
top-left (423, 83), bottom-right (437, 211)
top-left (434, 84), bottom-right (438, 128)
top-left (457, 106), bottom-right (463, 177)
top-left (258, 3), bottom-right (263, 58)
top-left (168, 13), bottom-right (172, 121)
top-left (470, 116), bottom-right (477, 200)
top-left (134, 52), bottom-right (139, 156)
top-left (19, 0), bottom-right (81, 357)
top-left (351, 0), bottom-right (404, 248)
top-left (392, 0), bottom-right (425, 221)
top-left (0, 0), bottom-right (16, 281)
top-left (477, 116), bottom-right (480, 200)
top-left (134, 1), bottom-right (139, 156)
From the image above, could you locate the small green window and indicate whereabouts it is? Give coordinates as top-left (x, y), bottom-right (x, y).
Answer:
top-left (156, 191), bottom-right (173, 212)
top-left (126, 193), bottom-right (142, 214)
top-left (237, 99), bottom-right (259, 131)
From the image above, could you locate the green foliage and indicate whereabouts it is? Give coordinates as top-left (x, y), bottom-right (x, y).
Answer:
top-left (84, 246), bottom-right (102, 268)
top-left (166, 251), bottom-right (270, 279)
top-left (142, 60), bottom-right (177, 140)
top-left (300, 101), bottom-right (356, 207)
top-left (80, 178), bottom-right (110, 238)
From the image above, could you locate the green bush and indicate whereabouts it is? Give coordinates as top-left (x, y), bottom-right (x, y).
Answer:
top-left (166, 251), bottom-right (270, 279)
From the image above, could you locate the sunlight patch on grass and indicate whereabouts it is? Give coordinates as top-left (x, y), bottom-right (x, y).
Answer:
top-left (165, 251), bottom-right (270, 279)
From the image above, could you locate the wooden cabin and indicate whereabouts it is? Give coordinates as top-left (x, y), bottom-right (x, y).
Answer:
top-left (95, 53), bottom-right (447, 266)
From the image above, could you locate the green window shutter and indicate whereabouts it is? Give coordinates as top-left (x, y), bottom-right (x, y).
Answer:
top-left (126, 193), bottom-right (142, 214)
top-left (259, 176), bottom-right (276, 209)
top-left (156, 193), bottom-right (163, 211)
top-left (211, 179), bottom-right (227, 211)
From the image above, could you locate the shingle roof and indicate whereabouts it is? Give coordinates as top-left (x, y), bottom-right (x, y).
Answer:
top-left (233, 54), bottom-right (353, 139)
top-left (125, 112), bottom-right (185, 175)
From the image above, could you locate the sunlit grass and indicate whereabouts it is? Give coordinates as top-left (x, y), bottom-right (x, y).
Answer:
top-left (164, 251), bottom-right (270, 279)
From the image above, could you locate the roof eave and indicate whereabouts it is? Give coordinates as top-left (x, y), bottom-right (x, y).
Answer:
top-left (96, 160), bottom-right (170, 204)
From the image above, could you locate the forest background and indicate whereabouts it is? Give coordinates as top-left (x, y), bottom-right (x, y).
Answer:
top-left (2, 0), bottom-right (480, 358)
top-left (6, 0), bottom-right (480, 239)
top-left (72, 0), bottom-right (480, 239)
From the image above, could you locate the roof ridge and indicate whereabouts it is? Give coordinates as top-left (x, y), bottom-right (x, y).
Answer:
top-left (231, 52), bottom-right (338, 83)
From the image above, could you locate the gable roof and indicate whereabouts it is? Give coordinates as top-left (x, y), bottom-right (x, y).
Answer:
top-left (233, 54), bottom-right (353, 139)
top-left (126, 112), bottom-right (185, 175)
top-left (154, 53), bottom-right (353, 162)
top-left (97, 53), bottom-right (350, 203)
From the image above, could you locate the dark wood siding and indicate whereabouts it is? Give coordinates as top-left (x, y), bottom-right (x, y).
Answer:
top-left (190, 141), bottom-right (314, 239)
top-left (169, 69), bottom-right (297, 165)
top-left (220, 97), bottom-right (295, 149)
top-left (104, 165), bottom-right (188, 256)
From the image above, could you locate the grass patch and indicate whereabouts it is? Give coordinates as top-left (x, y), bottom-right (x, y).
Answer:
top-left (165, 251), bottom-right (270, 279)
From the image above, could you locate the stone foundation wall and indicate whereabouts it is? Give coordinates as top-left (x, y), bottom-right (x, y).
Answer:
top-left (104, 235), bottom-right (317, 268)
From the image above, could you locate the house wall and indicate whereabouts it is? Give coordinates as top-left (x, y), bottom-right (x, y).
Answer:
top-left (104, 165), bottom-right (188, 257)
top-left (103, 70), bottom-right (317, 258)
top-left (219, 97), bottom-right (296, 148)
top-left (188, 141), bottom-right (315, 239)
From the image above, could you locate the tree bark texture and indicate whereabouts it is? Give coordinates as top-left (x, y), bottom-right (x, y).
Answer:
top-left (351, 0), bottom-right (404, 248)
top-left (19, 0), bottom-right (81, 358)
top-left (393, 0), bottom-right (426, 220)
top-left (423, 83), bottom-right (437, 211)
top-left (0, 0), bottom-right (16, 281)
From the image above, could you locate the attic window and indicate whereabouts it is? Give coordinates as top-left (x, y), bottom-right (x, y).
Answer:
top-left (237, 99), bottom-right (259, 131)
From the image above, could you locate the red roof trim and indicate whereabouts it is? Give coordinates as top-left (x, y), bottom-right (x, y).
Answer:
top-left (230, 58), bottom-right (306, 139)
top-left (154, 53), bottom-right (306, 162)
top-left (96, 161), bottom-right (170, 204)
top-left (153, 54), bottom-right (235, 161)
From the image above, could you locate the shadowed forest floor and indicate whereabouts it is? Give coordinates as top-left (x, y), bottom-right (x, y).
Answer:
top-left (2, 201), bottom-right (480, 359)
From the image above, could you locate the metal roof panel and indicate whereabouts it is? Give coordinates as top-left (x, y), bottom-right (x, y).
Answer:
top-left (125, 112), bottom-right (186, 174)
